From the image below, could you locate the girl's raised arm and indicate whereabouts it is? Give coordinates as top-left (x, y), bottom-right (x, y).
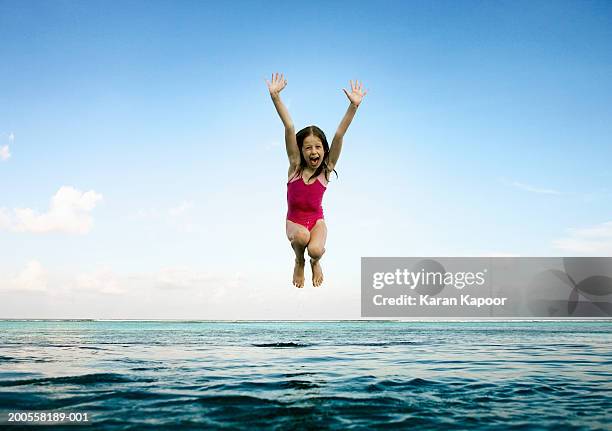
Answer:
top-left (328, 80), bottom-right (367, 171)
top-left (266, 73), bottom-right (300, 170)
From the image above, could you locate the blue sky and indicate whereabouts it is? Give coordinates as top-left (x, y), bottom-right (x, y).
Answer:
top-left (1, 0), bottom-right (611, 319)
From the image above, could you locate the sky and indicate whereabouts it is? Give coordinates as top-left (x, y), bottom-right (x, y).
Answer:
top-left (1, 0), bottom-right (611, 319)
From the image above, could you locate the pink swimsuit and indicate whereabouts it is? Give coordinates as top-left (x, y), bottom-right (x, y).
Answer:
top-left (287, 172), bottom-right (327, 231)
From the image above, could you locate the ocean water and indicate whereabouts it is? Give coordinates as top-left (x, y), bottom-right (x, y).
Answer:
top-left (0, 321), bottom-right (610, 430)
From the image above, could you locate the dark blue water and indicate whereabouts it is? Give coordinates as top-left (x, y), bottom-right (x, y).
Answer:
top-left (0, 321), bottom-right (610, 430)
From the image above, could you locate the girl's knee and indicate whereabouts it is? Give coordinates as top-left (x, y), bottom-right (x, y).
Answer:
top-left (308, 245), bottom-right (325, 259)
top-left (290, 230), bottom-right (310, 246)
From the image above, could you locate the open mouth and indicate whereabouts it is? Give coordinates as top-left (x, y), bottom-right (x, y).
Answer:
top-left (309, 156), bottom-right (320, 165)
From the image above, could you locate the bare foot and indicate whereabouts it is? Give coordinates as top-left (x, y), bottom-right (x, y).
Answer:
top-left (293, 258), bottom-right (305, 288)
top-left (311, 258), bottom-right (324, 287)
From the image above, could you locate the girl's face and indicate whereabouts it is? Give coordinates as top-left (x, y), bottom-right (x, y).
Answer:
top-left (302, 135), bottom-right (324, 169)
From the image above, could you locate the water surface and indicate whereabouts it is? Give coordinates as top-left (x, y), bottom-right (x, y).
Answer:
top-left (0, 321), bottom-right (610, 430)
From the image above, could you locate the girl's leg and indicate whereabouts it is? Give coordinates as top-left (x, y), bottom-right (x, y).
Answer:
top-left (286, 220), bottom-right (310, 288)
top-left (307, 219), bottom-right (327, 287)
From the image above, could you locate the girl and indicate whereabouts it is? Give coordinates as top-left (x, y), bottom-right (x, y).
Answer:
top-left (266, 73), bottom-right (367, 288)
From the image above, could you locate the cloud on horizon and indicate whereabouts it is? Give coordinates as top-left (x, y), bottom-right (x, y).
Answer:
top-left (1, 260), bottom-right (48, 292)
top-left (0, 259), bottom-right (356, 319)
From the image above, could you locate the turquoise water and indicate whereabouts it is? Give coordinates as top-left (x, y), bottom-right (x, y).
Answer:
top-left (0, 321), bottom-right (611, 430)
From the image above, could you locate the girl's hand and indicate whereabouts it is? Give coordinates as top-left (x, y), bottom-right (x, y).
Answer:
top-left (342, 80), bottom-right (367, 106)
top-left (266, 72), bottom-right (287, 96)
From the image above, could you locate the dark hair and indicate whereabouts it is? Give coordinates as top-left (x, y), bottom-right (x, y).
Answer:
top-left (292, 125), bottom-right (338, 183)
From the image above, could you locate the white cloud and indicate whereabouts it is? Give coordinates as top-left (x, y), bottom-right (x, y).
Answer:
top-left (552, 221), bottom-right (612, 255)
top-left (0, 186), bottom-right (103, 234)
top-left (0, 145), bottom-right (9, 161)
top-left (8, 132), bottom-right (14, 142)
top-left (1, 260), bottom-right (48, 292)
top-left (503, 179), bottom-right (561, 195)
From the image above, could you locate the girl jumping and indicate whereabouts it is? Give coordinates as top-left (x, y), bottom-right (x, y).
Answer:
top-left (266, 73), bottom-right (367, 288)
